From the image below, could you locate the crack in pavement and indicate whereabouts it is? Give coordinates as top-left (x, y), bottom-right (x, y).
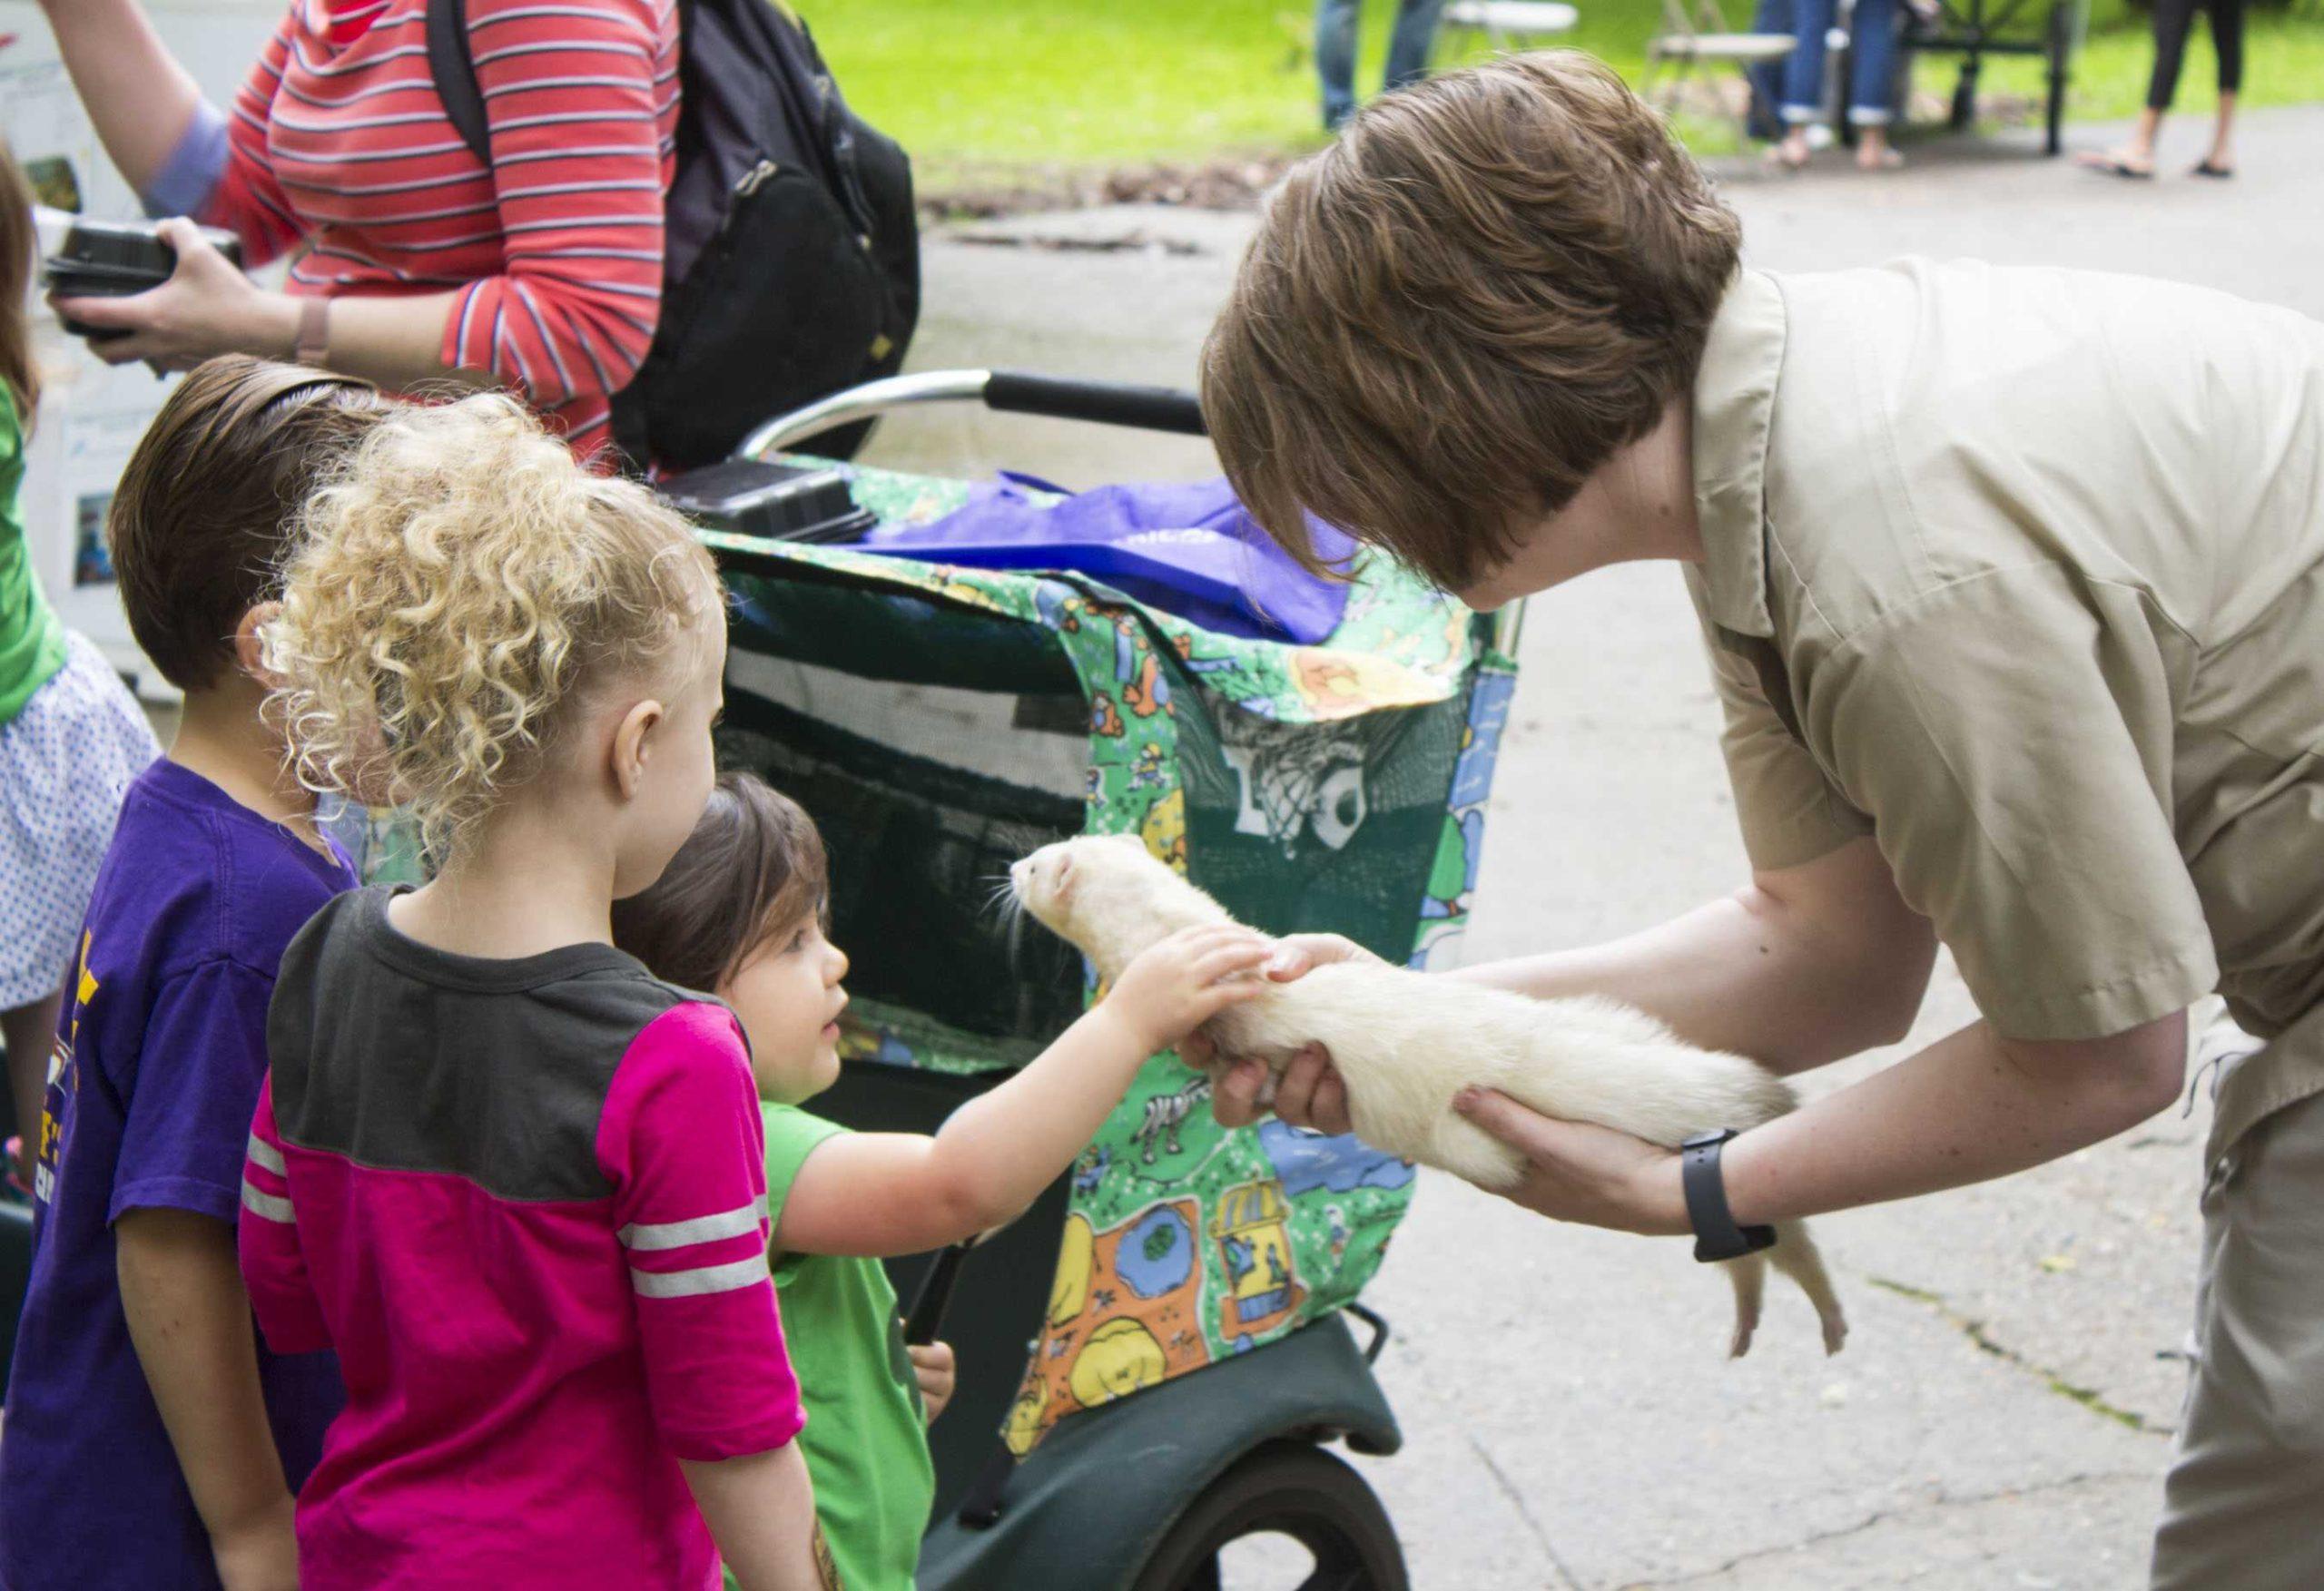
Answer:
top-left (1866, 1276), bottom-right (2169, 1436)
top-left (1625, 1468), bottom-right (2155, 1588)
top-left (1464, 1432), bottom-right (1588, 1591)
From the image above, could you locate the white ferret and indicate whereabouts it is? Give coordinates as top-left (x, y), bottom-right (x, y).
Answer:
top-left (1011, 833), bottom-right (1846, 1357)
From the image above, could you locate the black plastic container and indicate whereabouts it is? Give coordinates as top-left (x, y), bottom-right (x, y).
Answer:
top-left (655, 458), bottom-right (875, 545)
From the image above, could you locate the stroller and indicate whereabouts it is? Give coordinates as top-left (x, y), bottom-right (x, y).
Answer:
top-left (704, 371), bottom-right (1523, 1590)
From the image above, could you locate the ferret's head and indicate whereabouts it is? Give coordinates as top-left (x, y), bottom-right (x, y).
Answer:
top-left (1010, 834), bottom-right (1233, 975)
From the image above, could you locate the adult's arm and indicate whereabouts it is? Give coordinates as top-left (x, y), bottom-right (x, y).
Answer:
top-left (1449, 836), bottom-right (1935, 1073)
top-left (1453, 1009), bottom-right (2188, 1235)
top-left (51, 0), bottom-right (673, 413)
top-left (56, 224), bottom-right (494, 389)
top-left (29, 0), bottom-right (204, 200)
top-left (1210, 837), bottom-right (1936, 1131)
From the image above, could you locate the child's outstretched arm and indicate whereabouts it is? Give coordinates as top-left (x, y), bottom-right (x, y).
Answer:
top-left (773, 924), bottom-right (1272, 1258)
top-left (118, 1209), bottom-right (299, 1591)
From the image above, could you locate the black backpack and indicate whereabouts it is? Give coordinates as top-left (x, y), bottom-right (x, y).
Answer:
top-left (428, 0), bottom-right (920, 470)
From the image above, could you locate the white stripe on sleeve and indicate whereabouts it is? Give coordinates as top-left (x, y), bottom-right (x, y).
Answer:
top-left (630, 1257), bottom-right (767, 1300)
top-left (246, 1134), bottom-right (288, 1176)
top-left (617, 1203), bottom-right (761, 1252)
top-left (241, 1181), bottom-right (296, 1223)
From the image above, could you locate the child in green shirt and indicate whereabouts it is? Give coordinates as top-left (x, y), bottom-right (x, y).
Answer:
top-left (613, 772), bottom-right (1271, 1591)
top-left (0, 145), bottom-right (160, 1186)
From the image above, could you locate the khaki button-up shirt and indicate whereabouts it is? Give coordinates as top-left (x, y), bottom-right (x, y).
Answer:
top-left (1688, 262), bottom-right (2324, 1152)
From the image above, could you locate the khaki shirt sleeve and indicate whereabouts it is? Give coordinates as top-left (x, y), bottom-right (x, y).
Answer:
top-left (1801, 570), bottom-right (2219, 1041)
top-left (1690, 591), bottom-right (1875, 872)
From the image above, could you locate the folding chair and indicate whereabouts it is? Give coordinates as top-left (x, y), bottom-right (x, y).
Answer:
top-left (1435, 0), bottom-right (1581, 61)
top-left (1643, 0), bottom-right (1796, 136)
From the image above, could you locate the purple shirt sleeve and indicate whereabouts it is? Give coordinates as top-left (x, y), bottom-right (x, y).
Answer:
top-left (110, 959), bottom-right (275, 1226)
top-left (141, 100), bottom-right (231, 221)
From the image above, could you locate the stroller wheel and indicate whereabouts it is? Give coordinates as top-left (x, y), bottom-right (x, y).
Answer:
top-left (1132, 1439), bottom-right (1408, 1591)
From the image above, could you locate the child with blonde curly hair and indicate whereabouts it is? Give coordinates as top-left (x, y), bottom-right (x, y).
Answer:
top-left (241, 393), bottom-right (830, 1591)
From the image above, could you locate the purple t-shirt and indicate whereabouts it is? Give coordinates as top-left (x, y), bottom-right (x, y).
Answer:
top-left (1, 760), bottom-right (353, 1590)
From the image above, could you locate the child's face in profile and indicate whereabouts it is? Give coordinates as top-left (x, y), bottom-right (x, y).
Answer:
top-left (721, 910), bottom-right (850, 1105)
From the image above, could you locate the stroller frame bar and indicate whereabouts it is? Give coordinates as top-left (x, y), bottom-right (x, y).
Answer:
top-left (732, 369), bottom-right (1209, 460)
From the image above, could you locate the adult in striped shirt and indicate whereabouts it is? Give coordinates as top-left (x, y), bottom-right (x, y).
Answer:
top-left (36, 0), bottom-right (677, 456)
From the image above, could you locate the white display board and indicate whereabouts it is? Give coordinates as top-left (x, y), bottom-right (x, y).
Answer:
top-left (2, 0), bottom-right (284, 696)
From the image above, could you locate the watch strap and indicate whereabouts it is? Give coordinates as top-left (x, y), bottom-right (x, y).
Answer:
top-left (1680, 1129), bottom-right (1777, 1263)
top-left (294, 296), bottom-right (330, 368)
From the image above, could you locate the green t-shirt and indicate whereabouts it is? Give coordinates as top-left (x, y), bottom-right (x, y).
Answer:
top-left (0, 382), bottom-right (68, 725)
top-left (725, 1102), bottom-right (935, 1591)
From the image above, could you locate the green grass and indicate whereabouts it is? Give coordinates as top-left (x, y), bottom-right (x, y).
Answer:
top-left (811, 0), bottom-right (2324, 182)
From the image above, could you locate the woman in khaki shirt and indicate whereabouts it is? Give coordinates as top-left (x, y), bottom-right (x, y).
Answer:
top-left (1199, 54), bottom-right (2324, 1589)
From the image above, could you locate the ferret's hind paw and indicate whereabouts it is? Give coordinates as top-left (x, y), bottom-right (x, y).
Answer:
top-left (1818, 1304), bottom-right (1848, 1356)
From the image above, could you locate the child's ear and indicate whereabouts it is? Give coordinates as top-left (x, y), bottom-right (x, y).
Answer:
top-left (609, 697), bottom-right (666, 801)
top-left (235, 602), bottom-right (287, 691)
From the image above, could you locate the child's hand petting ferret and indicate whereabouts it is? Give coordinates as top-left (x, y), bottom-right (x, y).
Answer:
top-left (907, 1342), bottom-right (956, 1425)
top-left (1098, 924), bottom-right (1274, 1055)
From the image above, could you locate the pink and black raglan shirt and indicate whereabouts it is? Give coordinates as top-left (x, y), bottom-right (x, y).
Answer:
top-left (239, 886), bottom-right (803, 1590)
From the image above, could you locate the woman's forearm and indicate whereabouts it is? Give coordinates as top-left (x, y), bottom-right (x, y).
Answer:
top-left (1448, 839), bottom-right (1936, 1073)
top-left (1450, 892), bottom-right (1913, 1072)
top-left (35, 0), bottom-right (204, 197)
top-left (1718, 1012), bottom-right (2189, 1226)
top-left (315, 292), bottom-right (498, 394)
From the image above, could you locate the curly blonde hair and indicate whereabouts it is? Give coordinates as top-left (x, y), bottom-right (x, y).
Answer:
top-left (269, 393), bottom-right (720, 856)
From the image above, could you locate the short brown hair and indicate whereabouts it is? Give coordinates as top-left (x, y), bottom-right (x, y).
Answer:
top-left (1201, 53), bottom-right (1742, 592)
top-left (109, 356), bottom-right (389, 690)
top-left (611, 771), bottom-right (830, 992)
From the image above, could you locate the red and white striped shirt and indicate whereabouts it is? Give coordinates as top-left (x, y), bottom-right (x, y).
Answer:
top-left (200, 0), bottom-right (680, 452)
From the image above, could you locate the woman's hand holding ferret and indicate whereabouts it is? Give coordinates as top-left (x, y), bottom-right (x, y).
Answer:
top-left (1202, 938), bottom-right (1693, 1236)
top-left (1099, 924), bottom-right (1275, 1056)
top-left (1199, 933), bottom-right (1381, 1133)
top-left (1450, 1090), bottom-right (1691, 1236)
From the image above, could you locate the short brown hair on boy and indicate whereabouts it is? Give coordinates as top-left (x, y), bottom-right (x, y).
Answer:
top-left (108, 355), bottom-right (389, 691)
top-left (1201, 53), bottom-right (1742, 593)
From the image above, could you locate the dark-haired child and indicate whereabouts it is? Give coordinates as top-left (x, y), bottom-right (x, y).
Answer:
top-left (1, 356), bottom-right (390, 1590)
top-left (613, 771), bottom-right (1271, 1591)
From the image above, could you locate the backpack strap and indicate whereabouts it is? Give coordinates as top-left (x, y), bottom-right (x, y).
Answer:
top-left (427, 0), bottom-right (493, 167)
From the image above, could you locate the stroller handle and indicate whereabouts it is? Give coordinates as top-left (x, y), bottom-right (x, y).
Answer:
top-left (731, 369), bottom-right (1206, 460)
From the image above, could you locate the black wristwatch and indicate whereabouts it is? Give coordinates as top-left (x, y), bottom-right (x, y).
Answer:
top-left (1680, 1129), bottom-right (1777, 1262)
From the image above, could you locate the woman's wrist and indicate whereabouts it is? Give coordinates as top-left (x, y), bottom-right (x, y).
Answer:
top-left (243, 291), bottom-right (304, 362)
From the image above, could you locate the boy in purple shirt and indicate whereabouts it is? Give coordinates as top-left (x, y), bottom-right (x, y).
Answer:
top-left (1, 358), bottom-right (390, 1591)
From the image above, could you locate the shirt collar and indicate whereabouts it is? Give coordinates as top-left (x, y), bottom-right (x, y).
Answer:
top-left (1689, 269), bottom-right (1787, 640)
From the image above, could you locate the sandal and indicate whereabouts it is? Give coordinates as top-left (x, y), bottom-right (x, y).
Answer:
top-left (2191, 160), bottom-right (2234, 179)
top-left (2076, 152), bottom-right (2154, 179)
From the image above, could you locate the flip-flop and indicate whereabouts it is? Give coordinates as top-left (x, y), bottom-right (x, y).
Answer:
top-left (2191, 161), bottom-right (2234, 178)
top-left (2077, 153), bottom-right (2154, 179)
